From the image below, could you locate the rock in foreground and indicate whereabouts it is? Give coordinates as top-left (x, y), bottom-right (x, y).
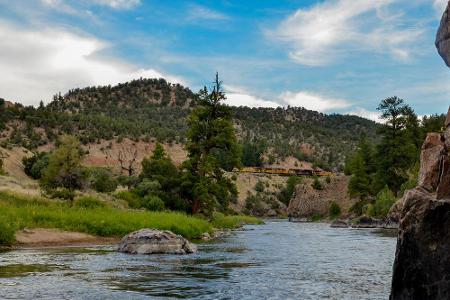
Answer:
top-left (390, 107), bottom-right (450, 299)
top-left (436, 2), bottom-right (450, 67)
top-left (118, 229), bottom-right (197, 255)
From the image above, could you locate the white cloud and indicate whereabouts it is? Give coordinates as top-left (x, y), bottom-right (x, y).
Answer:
top-left (187, 5), bottom-right (229, 21)
top-left (0, 20), bottom-right (183, 105)
top-left (280, 91), bottom-right (351, 112)
top-left (271, 0), bottom-right (423, 66)
top-left (225, 86), bottom-right (353, 113)
top-left (91, 0), bottom-right (140, 10)
top-left (225, 86), bottom-right (280, 108)
top-left (433, 0), bottom-right (448, 16)
top-left (345, 108), bottom-right (382, 123)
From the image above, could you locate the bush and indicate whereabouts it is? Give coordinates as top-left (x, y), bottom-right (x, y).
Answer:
top-left (90, 168), bottom-right (117, 193)
top-left (45, 188), bottom-right (75, 201)
top-left (74, 196), bottom-right (106, 209)
top-left (0, 218), bottom-right (15, 246)
top-left (368, 186), bottom-right (396, 218)
top-left (329, 201), bottom-right (341, 219)
top-left (277, 176), bottom-right (301, 205)
top-left (312, 177), bottom-right (323, 190)
top-left (325, 176), bottom-right (331, 184)
top-left (23, 152), bottom-right (49, 179)
top-left (133, 179), bottom-right (161, 197)
top-left (114, 190), bottom-right (141, 209)
top-left (255, 180), bottom-right (265, 192)
top-left (141, 195), bottom-right (165, 211)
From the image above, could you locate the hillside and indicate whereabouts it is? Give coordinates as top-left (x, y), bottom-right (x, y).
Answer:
top-left (0, 78), bottom-right (378, 170)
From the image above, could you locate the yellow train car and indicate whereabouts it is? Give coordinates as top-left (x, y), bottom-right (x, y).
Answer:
top-left (240, 167), bottom-right (331, 177)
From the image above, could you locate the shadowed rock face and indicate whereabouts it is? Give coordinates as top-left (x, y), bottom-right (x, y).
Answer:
top-left (436, 2), bottom-right (450, 67)
top-left (390, 109), bottom-right (450, 300)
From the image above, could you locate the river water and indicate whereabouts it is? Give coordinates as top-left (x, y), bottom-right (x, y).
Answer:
top-left (0, 221), bottom-right (396, 299)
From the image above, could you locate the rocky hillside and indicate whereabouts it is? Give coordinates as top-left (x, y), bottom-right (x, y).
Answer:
top-left (0, 78), bottom-right (378, 170)
top-left (287, 175), bottom-right (356, 220)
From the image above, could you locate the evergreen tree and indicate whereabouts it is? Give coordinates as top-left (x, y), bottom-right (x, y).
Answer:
top-left (182, 73), bottom-right (241, 214)
top-left (40, 135), bottom-right (86, 200)
top-left (140, 143), bottom-right (185, 210)
top-left (348, 154), bottom-right (371, 198)
top-left (374, 97), bottom-right (419, 194)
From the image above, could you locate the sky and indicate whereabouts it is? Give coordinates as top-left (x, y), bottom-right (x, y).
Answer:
top-left (0, 0), bottom-right (449, 121)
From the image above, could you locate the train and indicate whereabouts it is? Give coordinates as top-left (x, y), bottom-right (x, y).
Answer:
top-left (239, 167), bottom-right (332, 177)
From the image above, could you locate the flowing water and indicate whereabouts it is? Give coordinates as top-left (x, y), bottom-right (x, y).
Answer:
top-left (0, 221), bottom-right (396, 299)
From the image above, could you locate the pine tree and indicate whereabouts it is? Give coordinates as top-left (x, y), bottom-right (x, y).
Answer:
top-left (182, 73), bottom-right (241, 214)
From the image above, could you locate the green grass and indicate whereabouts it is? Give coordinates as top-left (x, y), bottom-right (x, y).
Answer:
top-left (211, 212), bottom-right (263, 229)
top-left (0, 191), bottom-right (211, 242)
top-left (0, 191), bottom-right (263, 245)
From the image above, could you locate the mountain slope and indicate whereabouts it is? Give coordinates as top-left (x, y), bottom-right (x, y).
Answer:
top-left (0, 78), bottom-right (378, 170)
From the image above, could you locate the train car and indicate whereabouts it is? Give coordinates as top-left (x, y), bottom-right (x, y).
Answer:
top-left (240, 166), bottom-right (331, 177)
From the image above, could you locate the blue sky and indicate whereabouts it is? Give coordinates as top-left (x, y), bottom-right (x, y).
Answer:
top-left (0, 0), bottom-right (449, 120)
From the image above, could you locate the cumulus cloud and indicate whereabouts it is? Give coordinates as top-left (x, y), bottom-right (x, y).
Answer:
top-left (271, 0), bottom-right (423, 66)
top-left (345, 107), bottom-right (382, 123)
top-left (0, 20), bottom-right (183, 105)
top-left (225, 86), bottom-right (280, 108)
top-left (433, 0), bottom-right (448, 15)
top-left (225, 86), bottom-right (354, 113)
top-left (280, 91), bottom-right (351, 112)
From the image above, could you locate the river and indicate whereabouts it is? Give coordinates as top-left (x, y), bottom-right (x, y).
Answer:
top-left (0, 221), bottom-right (396, 299)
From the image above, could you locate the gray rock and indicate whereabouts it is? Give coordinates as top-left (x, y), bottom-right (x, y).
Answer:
top-left (391, 187), bottom-right (450, 299)
top-left (118, 229), bottom-right (197, 255)
top-left (330, 219), bottom-right (349, 228)
top-left (436, 2), bottom-right (450, 67)
top-left (418, 133), bottom-right (444, 191)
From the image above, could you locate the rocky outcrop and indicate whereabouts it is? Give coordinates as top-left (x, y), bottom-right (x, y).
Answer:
top-left (288, 175), bottom-right (356, 219)
top-left (390, 108), bottom-right (450, 299)
top-left (437, 2), bottom-right (450, 67)
top-left (118, 229), bottom-right (197, 255)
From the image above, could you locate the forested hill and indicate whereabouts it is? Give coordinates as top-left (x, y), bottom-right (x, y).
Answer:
top-left (0, 78), bottom-right (378, 171)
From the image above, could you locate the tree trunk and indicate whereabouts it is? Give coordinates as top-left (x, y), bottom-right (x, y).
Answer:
top-left (192, 197), bottom-right (200, 214)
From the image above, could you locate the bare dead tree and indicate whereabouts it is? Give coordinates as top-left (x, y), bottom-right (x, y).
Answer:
top-left (105, 142), bottom-right (138, 176)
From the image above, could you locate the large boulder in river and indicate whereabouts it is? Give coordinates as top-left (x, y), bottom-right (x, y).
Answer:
top-left (390, 108), bottom-right (450, 299)
top-left (436, 2), bottom-right (450, 67)
top-left (118, 229), bottom-right (197, 255)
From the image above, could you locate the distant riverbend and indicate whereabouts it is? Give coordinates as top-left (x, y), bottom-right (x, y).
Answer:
top-left (0, 221), bottom-right (396, 299)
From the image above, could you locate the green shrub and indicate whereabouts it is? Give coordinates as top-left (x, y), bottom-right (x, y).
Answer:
top-left (114, 190), bottom-right (141, 209)
top-left (329, 201), bottom-right (341, 219)
top-left (255, 180), bottom-right (265, 192)
top-left (74, 196), bottom-right (106, 209)
top-left (368, 186), bottom-right (396, 218)
top-left (0, 218), bottom-right (15, 246)
top-left (45, 188), bottom-right (75, 201)
top-left (141, 195), bottom-right (165, 211)
top-left (277, 176), bottom-right (301, 205)
top-left (90, 168), bottom-right (117, 193)
top-left (133, 179), bottom-right (161, 197)
top-left (325, 176), bottom-right (331, 184)
top-left (312, 177), bottom-right (323, 190)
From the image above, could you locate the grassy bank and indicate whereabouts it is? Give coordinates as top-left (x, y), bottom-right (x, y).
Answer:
top-left (0, 191), bottom-right (261, 246)
top-left (211, 212), bottom-right (263, 229)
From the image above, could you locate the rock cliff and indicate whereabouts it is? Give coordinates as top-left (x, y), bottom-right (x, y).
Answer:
top-left (390, 109), bottom-right (450, 299)
top-left (287, 175), bottom-right (356, 220)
